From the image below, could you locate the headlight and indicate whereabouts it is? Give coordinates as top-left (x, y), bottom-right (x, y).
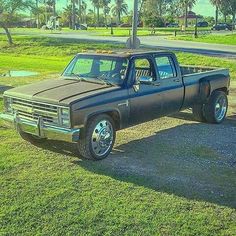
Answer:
top-left (61, 118), bottom-right (70, 127)
top-left (4, 97), bottom-right (13, 113)
top-left (60, 108), bottom-right (70, 127)
top-left (61, 108), bottom-right (70, 116)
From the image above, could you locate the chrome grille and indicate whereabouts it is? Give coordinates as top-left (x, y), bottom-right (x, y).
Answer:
top-left (11, 98), bottom-right (59, 125)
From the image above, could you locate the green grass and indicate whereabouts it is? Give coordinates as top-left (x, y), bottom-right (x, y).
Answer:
top-left (176, 52), bottom-right (236, 80)
top-left (1, 26), bottom-right (212, 37)
top-left (0, 35), bottom-right (236, 235)
top-left (0, 35), bottom-right (124, 86)
top-left (170, 33), bottom-right (236, 46)
top-left (88, 27), bottom-right (211, 37)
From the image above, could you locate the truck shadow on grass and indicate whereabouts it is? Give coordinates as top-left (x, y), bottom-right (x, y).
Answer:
top-left (35, 112), bottom-right (236, 209)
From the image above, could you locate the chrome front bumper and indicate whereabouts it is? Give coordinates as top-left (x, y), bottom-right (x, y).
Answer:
top-left (0, 113), bottom-right (80, 143)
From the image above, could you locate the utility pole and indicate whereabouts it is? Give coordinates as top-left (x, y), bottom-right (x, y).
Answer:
top-left (131, 0), bottom-right (139, 49)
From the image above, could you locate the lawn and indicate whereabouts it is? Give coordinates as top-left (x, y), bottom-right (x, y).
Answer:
top-left (170, 33), bottom-right (236, 46)
top-left (0, 35), bottom-right (236, 235)
top-left (1, 26), bottom-right (212, 37)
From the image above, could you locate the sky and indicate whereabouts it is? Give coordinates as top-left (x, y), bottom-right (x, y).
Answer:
top-left (57, 0), bottom-right (215, 17)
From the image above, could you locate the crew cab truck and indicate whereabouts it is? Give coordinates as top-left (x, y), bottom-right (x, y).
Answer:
top-left (0, 51), bottom-right (230, 160)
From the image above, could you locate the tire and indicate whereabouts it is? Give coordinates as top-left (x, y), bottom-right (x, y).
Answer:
top-left (76, 114), bottom-right (116, 160)
top-left (192, 104), bottom-right (206, 122)
top-left (204, 91), bottom-right (228, 124)
top-left (19, 131), bottom-right (47, 144)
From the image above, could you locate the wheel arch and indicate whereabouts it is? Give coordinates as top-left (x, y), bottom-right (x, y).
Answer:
top-left (199, 74), bottom-right (229, 102)
top-left (84, 109), bottom-right (121, 131)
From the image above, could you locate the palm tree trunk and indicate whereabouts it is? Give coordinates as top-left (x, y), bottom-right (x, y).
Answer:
top-left (104, 9), bottom-right (108, 28)
top-left (53, 0), bottom-right (56, 17)
top-left (97, 7), bottom-right (100, 27)
top-left (53, 0), bottom-right (56, 29)
top-left (215, 6), bottom-right (219, 25)
top-left (72, 0), bottom-right (76, 29)
top-left (36, 0), bottom-right (40, 29)
top-left (233, 13), bottom-right (236, 30)
top-left (78, 0), bottom-right (82, 24)
top-left (184, 4), bottom-right (188, 30)
top-left (45, 2), bottom-right (48, 24)
top-left (158, 0), bottom-right (163, 17)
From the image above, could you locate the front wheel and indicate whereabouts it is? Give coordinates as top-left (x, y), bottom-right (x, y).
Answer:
top-left (76, 114), bottom-right (116, 160)
top-left (204, 91), bottom-right (228, 124)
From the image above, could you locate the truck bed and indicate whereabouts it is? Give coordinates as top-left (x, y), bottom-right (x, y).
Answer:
top-left (180, 65), bottom-right (224, 76)
top-left (180, 65), bottom-right (230, 109)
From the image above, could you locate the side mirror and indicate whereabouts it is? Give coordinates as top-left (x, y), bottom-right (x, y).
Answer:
top-left (139, 76), bottom-right (154, 85)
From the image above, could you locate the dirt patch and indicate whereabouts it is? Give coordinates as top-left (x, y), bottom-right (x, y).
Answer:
top-left (83, 82), bottom-right (236, 208)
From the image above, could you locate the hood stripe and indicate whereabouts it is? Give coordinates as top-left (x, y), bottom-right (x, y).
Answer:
top-left (59, 84), bottom-right (110, 103)
top-left (32, 80), bottom-right (78, 97)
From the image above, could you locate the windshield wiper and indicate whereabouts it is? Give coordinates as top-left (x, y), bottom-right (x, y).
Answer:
top-left (66, 73), bottom-right (115, 86)
top-left (96, 75), bottom-right (115, 86)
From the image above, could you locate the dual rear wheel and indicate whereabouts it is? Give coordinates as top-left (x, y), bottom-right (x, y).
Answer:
top-left (192, 91), bottom-right (228, 124)
top-left (19, 90), bottom-right (228, 161)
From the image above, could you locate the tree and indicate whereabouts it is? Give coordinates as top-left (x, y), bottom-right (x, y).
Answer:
top-left (112, 0), bottom-right (128, 25)
top-left (35, 0), bottom-right (40, 28)
top-left (71, 0), bottom-right (78, 29)
top-left (210, 0), bottom-right (222, 25)
top-left (220, 2), bottom-right (231, 23)
top-left (142, 0), bottom-right (177, 27)
top-left (225, 0), bottom-right (236, 28)
top-left (0, 0), bottom-right (33, 45)
top-left (81, 1), bottom-right (87, 23)
top-left (102, 0), bottom-right (111, 27)
top-left (91, 0), bottom-right (102, 26)
top-left (179, 0), bottom-right (197, 29)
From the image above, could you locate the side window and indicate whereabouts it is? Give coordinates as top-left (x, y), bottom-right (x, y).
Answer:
top-left (155, 56), bottom-right (176, 79)
top-left (134, 58), bottom-right (154, 81)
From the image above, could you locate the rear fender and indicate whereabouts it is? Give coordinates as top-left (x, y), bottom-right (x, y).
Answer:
top-left (199, 74), bottom-right (229, 102)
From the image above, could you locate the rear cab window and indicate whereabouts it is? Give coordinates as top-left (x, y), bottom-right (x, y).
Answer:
top-left (155, 56), bottom-right (177, 79)
top-left (134, 58), bottom-right (155, 81)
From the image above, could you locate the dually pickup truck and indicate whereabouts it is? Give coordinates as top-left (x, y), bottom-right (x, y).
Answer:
top-left (0, 51), bottom-right (230, 160)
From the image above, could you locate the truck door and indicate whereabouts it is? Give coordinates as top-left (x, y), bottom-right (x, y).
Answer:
top-left (154, 55), bottom-right (184, 115)
top-left (128, 56), bottom-right (163, 125)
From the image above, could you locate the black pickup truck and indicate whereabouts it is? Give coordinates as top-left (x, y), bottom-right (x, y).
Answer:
top-left (0, 51), bottom-right (230, 160)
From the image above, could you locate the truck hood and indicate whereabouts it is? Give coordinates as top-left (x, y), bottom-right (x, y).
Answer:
top-left (5, 79), bottom-right (116, 105)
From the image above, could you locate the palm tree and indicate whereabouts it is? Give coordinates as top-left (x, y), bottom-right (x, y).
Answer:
top-left (101, 0), bottom-right (111, 27)
top-left (63, 4), bottom-right (79, 28)
top-left (71, 0), bottom-right (78, 29)
top-left (210, 0), bottom-right (222, 25)
top-left (35, 0), bottom-right (40, 28)
top-left (81, 1), bottom-right (87, 23)
top-left (45, 0), bottom-right (56, 16)
top-left (63, 5), bottom-right (73, 28)
top-left (112, 0), bottom-right (128, 25)
top-left (91, 0), bottom-right (102, 26)
top-left (179, 0), bottom-right (197, 29)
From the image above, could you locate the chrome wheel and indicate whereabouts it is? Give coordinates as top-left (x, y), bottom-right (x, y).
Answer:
top-left (91, 119), bottom-right (114, 157)
top-left (215, 96), bottom-right (227, 122)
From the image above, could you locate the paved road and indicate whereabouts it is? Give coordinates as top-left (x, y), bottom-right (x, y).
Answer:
top-left (40, 32), bottom-right (236, 59)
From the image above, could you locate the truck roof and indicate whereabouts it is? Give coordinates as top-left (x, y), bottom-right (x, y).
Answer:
top-left (77, 50), bottom-right (170, 58)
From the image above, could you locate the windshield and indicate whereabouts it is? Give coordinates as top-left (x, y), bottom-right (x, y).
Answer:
top-left (63, 55), bottom-right (129, 86)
